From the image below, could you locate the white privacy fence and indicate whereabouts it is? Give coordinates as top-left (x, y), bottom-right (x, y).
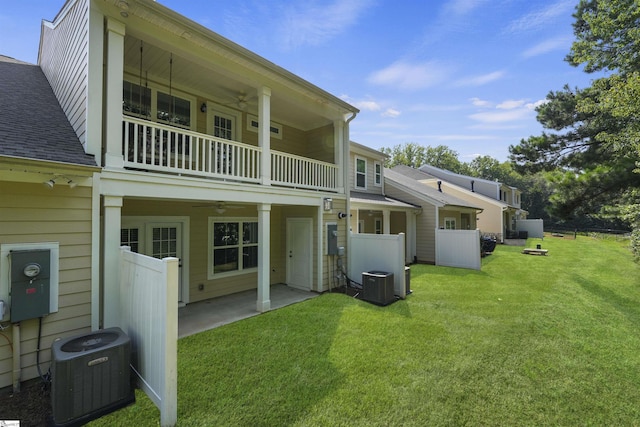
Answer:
top-left (120, 247), bottom-right (178, 427)
top-left (516, 219), bottom-right (544, 238)
top-left (435, 229), bottom-right (481, 270)
top-left (349, 232), bottom-right (407, 298)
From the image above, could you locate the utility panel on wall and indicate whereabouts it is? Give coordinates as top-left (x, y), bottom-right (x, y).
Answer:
top-left (0, 242), bottom-right (60, 322)
top-left (10, 249), bottom-right (52, 322)
top-left (327, 223), bottom-right (338, 255)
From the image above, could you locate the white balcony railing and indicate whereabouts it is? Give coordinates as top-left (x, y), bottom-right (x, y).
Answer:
top-left (123, 116), bottom-right (261, 183)
top-left (271, 151), bottom-right (337, 191)
top-left (122, 116), bottom-right (338, 191)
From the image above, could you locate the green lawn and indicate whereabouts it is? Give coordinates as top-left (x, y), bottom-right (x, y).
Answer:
top-left (92, 235), bottom-right (640, 426)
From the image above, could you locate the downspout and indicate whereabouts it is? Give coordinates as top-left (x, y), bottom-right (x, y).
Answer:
top-left (343, 111), bottom-right (357, 281)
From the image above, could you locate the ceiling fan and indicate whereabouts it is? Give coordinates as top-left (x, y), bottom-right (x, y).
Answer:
top-left (192, 202), bottom-right (244, 214)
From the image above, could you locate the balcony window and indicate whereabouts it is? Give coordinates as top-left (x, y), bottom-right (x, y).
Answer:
top-left (157, 92), bottom-right (191, 128)
top-left (123, 81), bottom-right (151, 118)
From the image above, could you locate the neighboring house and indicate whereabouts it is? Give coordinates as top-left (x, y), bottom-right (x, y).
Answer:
top-left (418, 164), bottom-right (527, 241)
top-left (348, 142), bottom-right (420, 263)
top-left (0, 55), bottom-right (99, 389)
top-left (385, 165), bottom-right (483, 264)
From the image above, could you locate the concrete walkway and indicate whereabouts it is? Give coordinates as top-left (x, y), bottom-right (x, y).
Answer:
top-left (178, 284), bottom-right (319, 338)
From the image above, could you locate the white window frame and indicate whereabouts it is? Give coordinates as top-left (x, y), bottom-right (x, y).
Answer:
top-left (374, 218), bottom-right (382, 234)
top-left (374, 161), bottom-right (382, 186)
top-left (355, 156), bottom-right (367, 190)
top-left (208, 217), bottom-right (258, 279)
top-left (358, 220), bottom-right (365, 233)
top-left (207, 103), bottom-right (243, 142)
top-left (444, 217), bottom-right (456, 230)
top-left (246, 114), bottom-right (283, 139)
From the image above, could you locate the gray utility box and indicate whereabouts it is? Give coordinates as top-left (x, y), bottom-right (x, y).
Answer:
top-left (51, 327), bottom-right (134, 427)
top-left (10, 249), bottom-right (50, 322)
top-left (362, 271), bottom-right (395, 306)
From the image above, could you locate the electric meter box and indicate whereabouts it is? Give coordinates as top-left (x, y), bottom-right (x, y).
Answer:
top-left (10, 249), bottom-right (51, 323)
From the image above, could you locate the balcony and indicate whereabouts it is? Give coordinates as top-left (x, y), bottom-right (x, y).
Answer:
top-left (122, 116), bottom-right (339, 192)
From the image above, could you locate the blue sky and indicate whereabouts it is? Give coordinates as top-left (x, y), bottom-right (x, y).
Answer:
top-left (0, 0), bottom-right (600, 161)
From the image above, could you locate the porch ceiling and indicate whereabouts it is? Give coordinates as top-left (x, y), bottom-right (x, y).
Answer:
top-left (123, 34), bottom-right (338, 130)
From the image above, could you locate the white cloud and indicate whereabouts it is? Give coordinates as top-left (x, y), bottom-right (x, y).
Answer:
top-left (522, 36), bottom-right (573, 58)
top-left (497, 99), bottom-right (526, 110)
top-left (278, 0), bottom-right (374, 49)
top-left (444, 0), bottom-right (488, 15)
top-left (506, 0), bottom-right (574, 33)
top-left (470, 97), bottom-right (491, 107)
top-left (454, 70), bottom-right (505, 87)
top-left (368, 60), bottom-right (452, 90)
top-left (382, 108), bottom-right (401, 118)
top-left (470, 108), bottom-right (531, 123)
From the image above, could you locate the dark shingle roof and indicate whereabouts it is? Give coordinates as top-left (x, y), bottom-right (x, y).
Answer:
top-left (350, 191), bottom-right (420, 209)
top-left (0, 55), bottom-right (96, 167)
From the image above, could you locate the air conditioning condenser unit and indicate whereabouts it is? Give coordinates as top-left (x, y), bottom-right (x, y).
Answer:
top-left (51, 327), bottom-right (135, 426)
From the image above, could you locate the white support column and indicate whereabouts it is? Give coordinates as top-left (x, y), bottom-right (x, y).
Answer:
top-left (257, 203), bottom-right (271, 312)
top-left (334, 120), bottom-right (345, 193)
top-left (406, 211), bottom-right (417, 263)
top-left (258, 86), bottom-right (271, 186)
top-left (103, 195), bottom-right (123, 328)
top-left (105, 18), bottom-right (125, 169)
top-left (317, 204), bottom-right (324, 292)
top-left (383, 209), bottom-right (391, 234)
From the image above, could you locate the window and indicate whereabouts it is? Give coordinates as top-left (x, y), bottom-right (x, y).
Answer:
top-left (157, 92), bottom-right (191, 127)
top-left (375, 218), bottom-right (382, 234)
top-left (123, 81), bottom-right (151, 118)
top-left (120, 228), bottom-right (140, 253)
top-left (213, 114), bottom-right (234, 140)
top-left (246, 114), bottom-right (283, 139)
top-left (444, 217), bottom-right (456, 230)
top-left (209, 218), bottom-right (258, 277)
top-left (122, 78), bottom-right (195, 130)
top-left (355, 157), bottom-right (367, 189)
top-left (374, 162), bottom-right (382, 186)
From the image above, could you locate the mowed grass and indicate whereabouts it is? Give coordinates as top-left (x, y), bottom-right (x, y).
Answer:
top-left (91, 235), bottom-right (640, 426)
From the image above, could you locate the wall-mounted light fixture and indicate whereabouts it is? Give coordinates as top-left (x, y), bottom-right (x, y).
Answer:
top-left (200, 102), bottom-right (207, 113)
top-left (43, 175), bottom-right (80, 189)
top-left (323, 197), bottom-right (333, 211)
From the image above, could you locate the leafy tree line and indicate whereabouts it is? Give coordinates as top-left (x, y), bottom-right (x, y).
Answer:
top-left (509, 0), bottom-right (640, 257)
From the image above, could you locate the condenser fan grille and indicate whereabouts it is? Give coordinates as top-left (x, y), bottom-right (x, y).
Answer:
top-left (60, 332), bottom-right (119, 352)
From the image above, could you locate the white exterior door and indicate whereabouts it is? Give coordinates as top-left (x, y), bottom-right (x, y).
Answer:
top-left (286, 218), bottom-right (312, 291)
top-left (147, 222), bottom-right (184, 303)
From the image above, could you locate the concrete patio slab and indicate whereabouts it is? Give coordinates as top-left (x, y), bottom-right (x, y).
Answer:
top-left (178, 284), bottom-right (319, 338)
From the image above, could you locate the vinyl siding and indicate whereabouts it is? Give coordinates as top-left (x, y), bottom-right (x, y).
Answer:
top-left (40, 0), bottom-right (90, 149)
top-left (384, 185), bottom-right (437, 263)
top-left (0, 181), bottom-right (93, 389)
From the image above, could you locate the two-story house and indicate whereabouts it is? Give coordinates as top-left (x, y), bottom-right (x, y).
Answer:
top-left (38, 0), bottom-right (359, 329)
top-left (348, 142), bottom-right (420, 264)
top-left (418, 164), bottom-right (527, 242)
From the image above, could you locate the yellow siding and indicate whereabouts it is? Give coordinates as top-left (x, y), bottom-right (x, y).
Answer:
top-left (0, 181), bottom-right (93, 389)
